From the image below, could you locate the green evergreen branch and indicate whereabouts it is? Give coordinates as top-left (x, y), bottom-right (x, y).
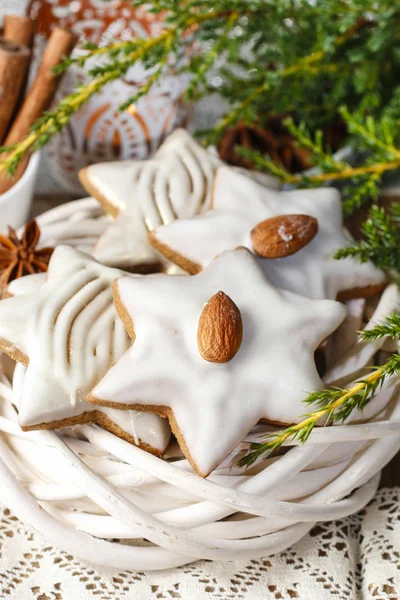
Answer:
top-left (239, 353), bottom-right (400, 468)
top-left (340, 106), bottom-right (400, 160)
top-left (234, 146), bottom-right (296, 182)
top-left (1, 1), bottom-right (395, 174)
top-left (237, 108), bottom-right (400, 217)
top-left (0, 7), bottom-right (236, 174)
top-left (51, 40), bottom-right (142, 75)
top-left (334, 203), bottom-right (400, 272)
top-left (0, 30), bottom-right (174, 175)
top-left (284, 118), bottom-right (348, 173)
top-left (361, 314), bottom-right (400, 341)
top-left (342, 172), bottom-right (381, 216)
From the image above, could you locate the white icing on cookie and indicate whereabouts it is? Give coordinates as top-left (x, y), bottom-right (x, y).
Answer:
top-left (7, 272), bottom-right (47, 296)
top-left (32, 197), bottom-right (110, 256)
top-left (84, 129), bottom-right (220, 272)
top-left (0, 247), bottom-right (171, 453)
top-left (83, 130), bottom-right (280, 273)
top-left (89, 248), bottom-right (346, 476)
top-left (100, 406), bottom-right (170, 452)
top-left (152, 166), bottom-right (386, 300)
top-left (12, 364), bottom-right (170, 453)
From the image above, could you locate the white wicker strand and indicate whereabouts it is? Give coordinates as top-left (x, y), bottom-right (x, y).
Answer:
top-left (0, 448), bottom-right (314, 568)
top-left (2, 360), bottom-right (396, 548)
top-left (43, 472), bottom-right (380, 543)
top-left (32, 197), bottom-right (101, 225)
top-left (10, 430), bottom-right (324, 561)
top-left (39, 460), bottom-right (352, 539)
top-left (324, 284), bottom-right (399, 385)
top-left (0, 372), bottom-right (388, 556)
top-left (78, 427), bottom-right (344, 521)
top-left (74, 428), bottom-right (385, 536)
top-left (0, 451), bottom-right (195, 570)
top-left (310, 407), bottom-right (400, 503)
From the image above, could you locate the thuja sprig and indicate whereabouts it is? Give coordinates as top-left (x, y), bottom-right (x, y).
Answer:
top-left (239, 353), bottom-right (400, 468)
top-left (294, 106), bottom-right (400, 216)
top-left (234, 146), bottom-right (296, 181)
top-left (51, 39), bottom-right (145, 75)
top-left (211, 16), bottom-right (370, 140)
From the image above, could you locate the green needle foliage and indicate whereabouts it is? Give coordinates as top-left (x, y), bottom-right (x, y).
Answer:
top-left (335, 203), bottom-right (400, 273)
top-left (361, 314), bottom-right (400, 341)
top-left (239, 353), bottom-right (400, 468)
top-left (1, 0), bottom-right (400, 180)
top-left (240, 304), bottom-right (400, 468)
top-left (238, 109), bottom-right (400, 217)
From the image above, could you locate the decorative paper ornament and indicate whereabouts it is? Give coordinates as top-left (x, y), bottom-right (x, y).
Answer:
top-left (26, 0), bottom-right (191, 192)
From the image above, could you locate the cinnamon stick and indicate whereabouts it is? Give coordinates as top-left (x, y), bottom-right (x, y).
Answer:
top-left (2, 16), bottom-right (36, 119)
top-left (0, 27), bottom-right (78, 194)
top-left (3, 15), bottom-right (36, 48)
top-left (0, 40), bottom-right (31, 143)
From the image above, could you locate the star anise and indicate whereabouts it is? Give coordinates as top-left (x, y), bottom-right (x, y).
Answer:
top-left (0, 220), bottom-right (54, 289)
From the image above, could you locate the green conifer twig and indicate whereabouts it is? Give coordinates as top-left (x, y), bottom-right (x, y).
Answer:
top-left (239, 353), bottom-right (400, 468)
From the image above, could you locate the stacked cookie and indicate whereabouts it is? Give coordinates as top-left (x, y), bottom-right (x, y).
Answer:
top-left (0, 130), bottom-right (387, 477)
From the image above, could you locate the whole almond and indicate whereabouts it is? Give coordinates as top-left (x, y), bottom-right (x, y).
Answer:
top-left (251, 214), bottom-right (318, 258)
top-left (197, 291), bottom-right (243, 363)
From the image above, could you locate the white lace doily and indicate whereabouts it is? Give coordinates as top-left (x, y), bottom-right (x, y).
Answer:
top-left (0, 486), bottom-right (398, 600)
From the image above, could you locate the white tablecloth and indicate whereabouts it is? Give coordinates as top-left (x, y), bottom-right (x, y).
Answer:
top-left (0, 487), bottom-right (399, 599)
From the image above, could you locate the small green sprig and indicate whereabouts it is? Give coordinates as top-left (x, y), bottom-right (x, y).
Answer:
top-left (234, 146), bottom-right (295, 181)
top-left (334, 203), bottom-right (400, 273)
top-left (284, 118), bottom-right (348, 176)
top-left (361, 314), bottom-right (400, 341)
top-left (239, 352), bottom-right (400, 468)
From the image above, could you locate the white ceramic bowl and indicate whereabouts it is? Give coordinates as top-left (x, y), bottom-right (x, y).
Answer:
top-left (0, 152), bottom-right (40, 233)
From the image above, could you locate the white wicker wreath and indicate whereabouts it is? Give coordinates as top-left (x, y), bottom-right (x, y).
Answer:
top-left (0, 198), bottom-right (398, 571)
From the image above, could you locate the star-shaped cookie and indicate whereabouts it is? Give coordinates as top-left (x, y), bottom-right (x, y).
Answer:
top-left (150, 166), bottom-right (386, 300)
top-left (88, 248), bottom-right (346, 477)
top-left (79, 129), bottom-right (279, 273)
top-left (79, 128), bottom-right (220, 273)
top-left (0, 246), bottom-right (171, 455)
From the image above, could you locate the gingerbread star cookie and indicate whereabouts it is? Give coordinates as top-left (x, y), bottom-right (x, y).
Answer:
top-left (0, 246), bottom-right (171, 455)
top-left (88, 248), bottom-right (346, 477)
top-left (150, 166), bottom-right (386, 301)
top-left (79, 129), bottom-right (279, 274)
